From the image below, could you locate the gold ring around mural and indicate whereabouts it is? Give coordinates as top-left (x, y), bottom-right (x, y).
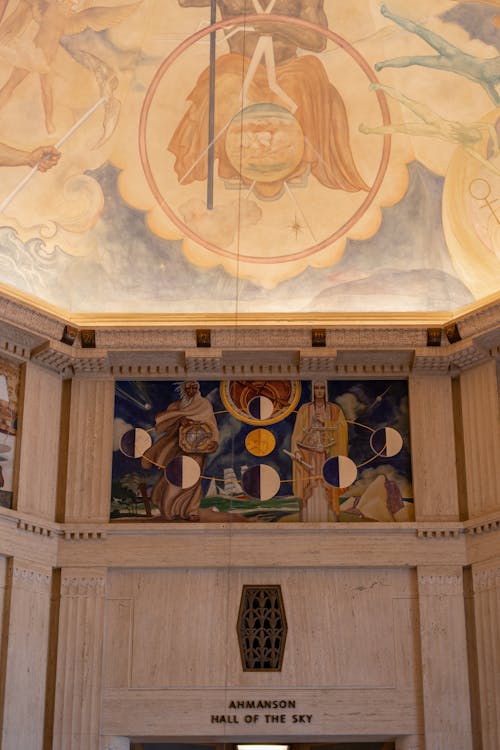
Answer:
top-left (220, 380), bottom-right (301, 425)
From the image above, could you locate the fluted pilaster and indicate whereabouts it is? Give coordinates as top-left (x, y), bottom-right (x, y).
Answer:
top-left (409, 375), bottom-right (459, 520)
top-left (64, 378), bottom-right (114, 522)
top-left (417, 565), bottom-right (473, 750)
top-left (52, 568), bottom-right (107, 750)
top-left (458, 360), bottom-right (500, 518)
top-left (472, 561), bottom-right (500, 750)
top-left (1, 559), bottom-right (52, 750)
top-left (16, 362), bottom-right (62, 519)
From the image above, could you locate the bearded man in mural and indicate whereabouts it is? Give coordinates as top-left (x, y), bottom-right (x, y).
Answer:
top-left (170, 0), bottom-right (367, 198)
top-left (141, 381), bottom-right (219, 521)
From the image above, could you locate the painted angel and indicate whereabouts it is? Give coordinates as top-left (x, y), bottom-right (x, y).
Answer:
top-left (0, 0), bottom-right (141, 134)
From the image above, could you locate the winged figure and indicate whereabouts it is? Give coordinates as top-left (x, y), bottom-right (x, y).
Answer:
top-left (0, 0), bottom-right (141, 135)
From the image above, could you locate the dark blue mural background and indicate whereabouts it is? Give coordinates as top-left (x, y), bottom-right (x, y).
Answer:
top-left (111, 379), bottom-right (412, 521)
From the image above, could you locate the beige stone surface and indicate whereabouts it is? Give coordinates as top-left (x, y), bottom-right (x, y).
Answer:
top-left (16, 362), bottom-right (62, 519)
top-left (459, 361), bottom-right (500, 519)
top-left (409, 375), bottom-right (460, 521)
top-left (52, 568), bottom-right (107, 750)
top-left (418, 565), bottom-right (473, 750)
top-left (472, 560), bottom-right (500, 749)
top-left (0, 290), bottom-right (498, 747)
top-left (64, 378), bottom-right (115, 523)
top-left (1, 559), bottom-right (52, 750)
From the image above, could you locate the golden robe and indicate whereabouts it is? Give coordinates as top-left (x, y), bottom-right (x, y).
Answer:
top-left (291, 400), bottom-right (348, 516)
top-left (168, 53), bottom-right (368, 193)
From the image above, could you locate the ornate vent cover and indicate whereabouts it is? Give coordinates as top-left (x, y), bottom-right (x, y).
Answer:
top-left (237, 585), bottom-right (287, 671)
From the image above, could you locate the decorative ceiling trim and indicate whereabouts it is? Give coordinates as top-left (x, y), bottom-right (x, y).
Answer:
top-left (1, 281), bottom-right (499, 330)
top-left (0, 288), bottom-right (498, 376)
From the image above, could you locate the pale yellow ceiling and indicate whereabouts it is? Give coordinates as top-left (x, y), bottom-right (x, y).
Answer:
top-left (0, 0), bottom-right (499, 322)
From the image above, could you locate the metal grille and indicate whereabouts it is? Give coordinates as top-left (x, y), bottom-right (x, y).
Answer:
top-left (237, 585), bottom-right (287, 671)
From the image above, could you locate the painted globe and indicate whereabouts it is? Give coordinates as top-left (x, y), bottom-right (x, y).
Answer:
top-left (225, 103), bottom-right (304, 184)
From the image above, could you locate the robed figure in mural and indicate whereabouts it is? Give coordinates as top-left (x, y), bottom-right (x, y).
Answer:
top-left (170, 0), bottom-right (367, 198)
top-left (291, 380), bottom-right (347, 521)
top-left (141, 381), bottom-right (219, 521)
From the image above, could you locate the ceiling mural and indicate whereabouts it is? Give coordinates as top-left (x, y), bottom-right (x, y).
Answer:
top-left (0, 0), bottom-right (499, 316)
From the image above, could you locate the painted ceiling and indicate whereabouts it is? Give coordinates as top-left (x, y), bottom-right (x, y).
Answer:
top-left (0, 0), bottom-right (499, 318)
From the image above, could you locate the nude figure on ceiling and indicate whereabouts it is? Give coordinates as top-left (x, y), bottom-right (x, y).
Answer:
top-left (375, 4), bottom-right (500, 106)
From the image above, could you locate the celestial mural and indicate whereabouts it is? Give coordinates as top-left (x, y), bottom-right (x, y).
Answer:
top-left (0, 0), bottom-right (499, 314)
top-left (0, 357), bottom-right (19, 509)
top-left (111, 379), bottom-right (414, 523)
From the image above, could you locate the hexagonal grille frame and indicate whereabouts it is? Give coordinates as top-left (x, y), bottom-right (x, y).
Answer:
top-left (237, 585), bottom-right (287, 671)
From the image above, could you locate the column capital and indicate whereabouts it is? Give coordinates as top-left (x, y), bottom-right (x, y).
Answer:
top-left (60, 567), bottom-right (106, 597)
top-left (472, 560), bottom-right (500, 592)
top-left (11, 559), bottom-right (52, 593)
top-left (417, 564), bottom-right (464, 596)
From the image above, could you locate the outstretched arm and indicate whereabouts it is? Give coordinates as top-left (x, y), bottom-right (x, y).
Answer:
top-left (0, 143), bottom-right (60, 170)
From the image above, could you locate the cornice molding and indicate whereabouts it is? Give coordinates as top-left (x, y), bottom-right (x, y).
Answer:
top-left (1, 508), bottom-right (499, 570)
top-left (0, 286), bottom-right (498, 376)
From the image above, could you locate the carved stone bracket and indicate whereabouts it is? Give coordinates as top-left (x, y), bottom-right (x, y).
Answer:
top-left (62, 530), bottom-right (107, 541)
top-left (185, 349), bottom-right (223, 374)
top-left (31, 340), bottom-right (109, 376)
top-left (412, 348), bottom-right (451, 373)
top-left (416, 527), bottom-right (463, 539)
top-left (465, 512), bottom-right (500, 535)
top-left (16, 518), bottom-right (56, 538)
top-left (299, 349), bottom-right (338, 372)
top-left (447, 340), bottom-right (491, 370)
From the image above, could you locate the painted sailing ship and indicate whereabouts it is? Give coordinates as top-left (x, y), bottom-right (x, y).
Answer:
top-left (206, 467), bottom-right (248, 499)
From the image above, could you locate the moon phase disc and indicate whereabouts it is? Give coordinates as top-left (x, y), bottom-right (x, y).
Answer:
top-left (248, 395), bottom-right (275, 421)
top-left (120, 428), bottom-right (152, 458)
top-left (241, 464), bottom-right (281, 501)
top-left (164, 455), bottom-right (201, 488)
top-left (322, 455), bottom-right (358, 488)
top-left (370, 427), bottom-right (403, 457)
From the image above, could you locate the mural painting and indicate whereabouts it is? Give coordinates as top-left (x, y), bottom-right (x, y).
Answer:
top-left (0, 1), bottom-right (499, 315)
top-left (112, 379), bottom-right (413, 523)
top-left (0, 357), bottom-right (19, 509)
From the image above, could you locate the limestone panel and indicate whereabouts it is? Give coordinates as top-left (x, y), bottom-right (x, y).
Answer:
top-left (417, 566), bottom-right (473, 750)
top-left (104, 567), bottom-right (419, 699)
top-left (459, 360), bottom-right (500, 518)
top-left (52, 568), bottom-right (107, 750)
top-left (472, 561), bottom-right (500, 750)
top-left (64, 378), bottom-right (114, 522)
top-left (1, 559), bottom-right (52, 750)
top-left (102, 598), bottom-right (133, 689)
top-left (408, 375), bottom-right (459, 521)
top-left (16, 362), bottom-right (62, 519)
top-left (101, 686), bottom-right (421, 739)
